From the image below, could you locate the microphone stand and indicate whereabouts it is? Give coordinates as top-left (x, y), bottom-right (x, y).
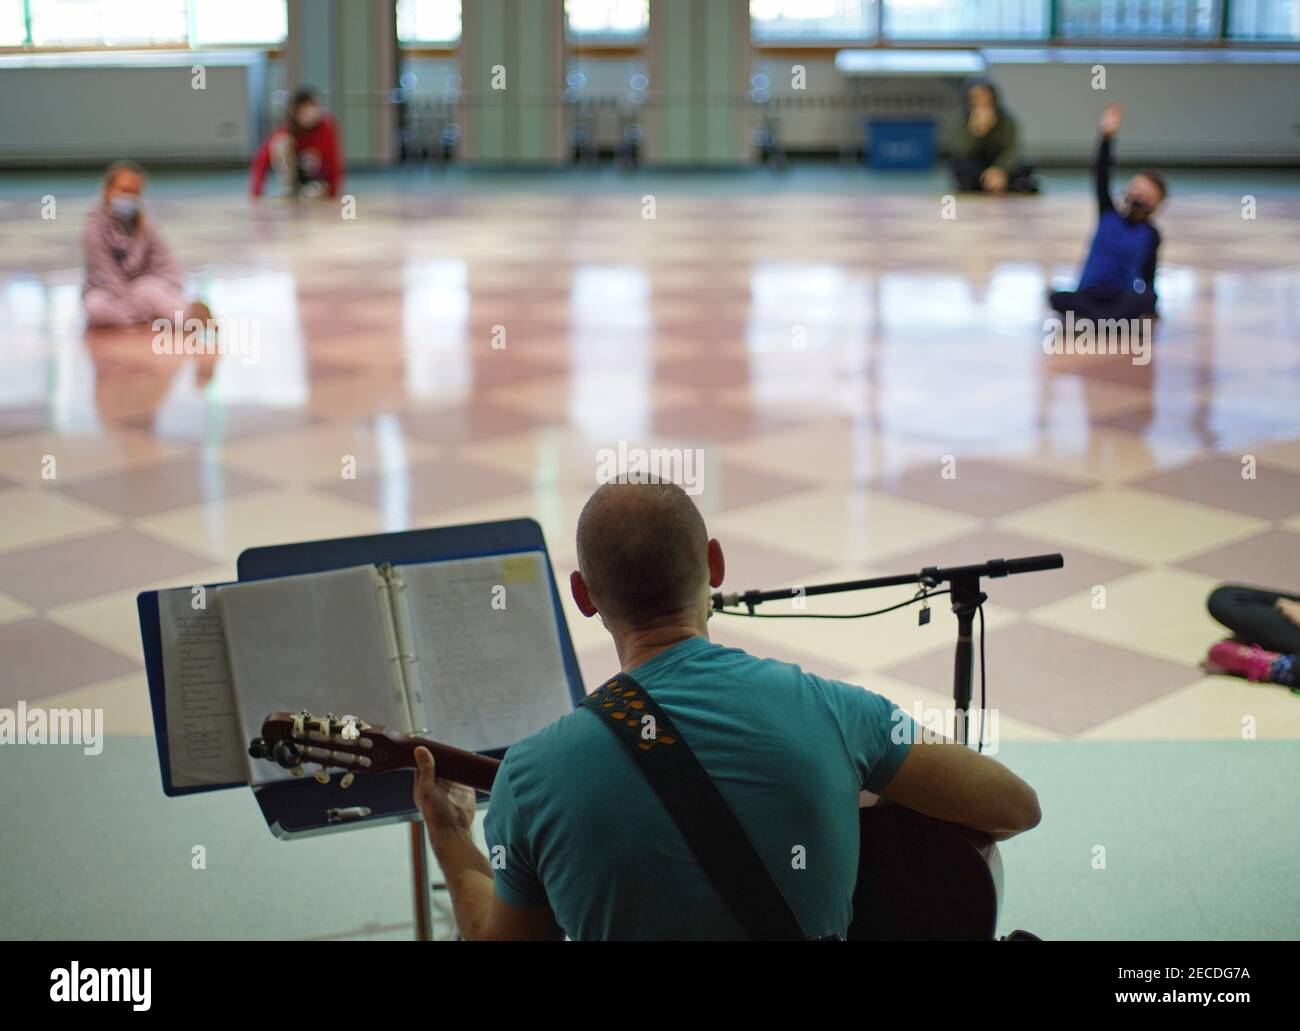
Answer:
top-left (712, 554), bottom-right (1064, 746)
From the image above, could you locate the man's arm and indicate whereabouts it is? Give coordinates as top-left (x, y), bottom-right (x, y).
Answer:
top-left (427, 821), bottom-right (561, 940)
top-left (413, 747), bottom-right (563, 941)
top-left (877, 737), bottom-right (1041, 841)
top-left (811, 674), bottom-right (1039, 841)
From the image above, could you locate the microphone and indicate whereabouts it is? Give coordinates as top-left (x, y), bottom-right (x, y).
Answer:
top-left (1003, 553), bottom-right (1065, 576)
top-left (711, 553), bottom-right (1064, 612)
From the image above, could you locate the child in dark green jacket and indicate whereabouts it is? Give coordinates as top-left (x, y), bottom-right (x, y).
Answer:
top-left (946, 79), bottom-right (1038, 194)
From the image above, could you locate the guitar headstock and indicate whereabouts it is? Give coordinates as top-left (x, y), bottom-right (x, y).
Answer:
top-left (248, 710), bottom-right (412, 788)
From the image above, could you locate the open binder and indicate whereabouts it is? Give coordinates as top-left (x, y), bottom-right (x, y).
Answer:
top-left (138, 519), bottom-right (585, 836)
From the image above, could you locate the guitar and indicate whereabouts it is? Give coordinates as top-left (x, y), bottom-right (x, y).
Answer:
top-left (852, 802), bottom-right (1002, 940)
top-left (249, 710), bottom-right (1002, 940)
top-left (248, 710), bottom-right (499, 793)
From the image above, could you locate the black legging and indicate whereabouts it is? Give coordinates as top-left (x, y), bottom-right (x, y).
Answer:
top-left (1049, 285), bottom-right (1157, 323)
top-left (1207, 585), bottom-right (1300, 655)
top-left (951, 157), bottom-right (1036, 193)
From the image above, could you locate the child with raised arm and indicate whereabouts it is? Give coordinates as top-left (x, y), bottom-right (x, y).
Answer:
top-left (1049, 104), bottom-right (1166, 323)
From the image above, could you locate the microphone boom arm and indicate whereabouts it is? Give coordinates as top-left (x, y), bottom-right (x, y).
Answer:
top-left (710, 553), bottom-right (1064, 745)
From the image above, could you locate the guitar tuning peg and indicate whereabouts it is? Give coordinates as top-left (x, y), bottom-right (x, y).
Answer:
top-left (290, 765), bottom-right (305, 777)
top-left (313, 767), bottom-right (330, 785)
top-left (340, 772), bottom-right (355, 789)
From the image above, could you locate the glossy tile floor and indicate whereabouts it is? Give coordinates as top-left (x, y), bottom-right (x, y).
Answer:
top-left (3, 167), bottom-right (1298, 742)
top-left (2, 166), bottom-right (1298, 939)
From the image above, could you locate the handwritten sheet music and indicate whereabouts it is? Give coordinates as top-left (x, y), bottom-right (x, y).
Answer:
top-left (158, 587), bottom-right (246, 788)
top-left (399, 551), bottom-right (572, 753)
top-left (217, 565), bottom-right (405, 785)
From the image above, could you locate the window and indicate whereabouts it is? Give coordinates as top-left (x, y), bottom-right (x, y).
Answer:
top-left (750, 0), bottom-right (1293, 42)
top-left (566, 0), bottom-right (648, 41)
top-left (2, 0), bottom-right (287, 48)
top-left (397, 0), bottom-right (461, 45)
top-left (28, 0), bottom-right (188, 47)
top-left (191, 0), bottom-right (287, 46)
top-left (751, 0), bottom-right (878, 42)
top-left (0, 0), bottom-right (26, 45)
top-left (1056, 0), bottom-right (1220, 38)
top-left (1229, 0), bottom-right (1300, 37)
top-left (882, 0), bottom-right (1049, 39)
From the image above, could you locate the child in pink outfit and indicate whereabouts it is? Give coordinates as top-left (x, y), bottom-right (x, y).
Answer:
top-left (82, 160), bottom-right (209, 329)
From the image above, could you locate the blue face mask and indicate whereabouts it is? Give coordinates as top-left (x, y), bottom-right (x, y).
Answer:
top-left (109, 194), bottom-right (140, 221)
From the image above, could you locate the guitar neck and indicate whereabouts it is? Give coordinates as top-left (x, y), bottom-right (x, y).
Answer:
top-left (394, 736), bottom-right (501, 793)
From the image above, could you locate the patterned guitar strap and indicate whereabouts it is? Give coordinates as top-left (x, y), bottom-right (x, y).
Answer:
top-left (581, 672), bottom-right (824, 941)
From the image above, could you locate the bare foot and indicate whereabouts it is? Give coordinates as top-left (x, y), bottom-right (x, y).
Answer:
top-left (1275, 597), bottom-right (1300, 629)
top-left (185, 299), bottom-right (212, 326)
top-left (184, 300), bottom-right (217, 387)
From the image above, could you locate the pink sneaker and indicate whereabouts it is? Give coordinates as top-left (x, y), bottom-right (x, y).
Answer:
top-left (1207, 640), bottom-right (1278, 682)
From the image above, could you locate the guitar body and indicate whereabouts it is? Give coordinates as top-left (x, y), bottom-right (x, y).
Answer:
top-left (849, 802), bottom-right (1003, 941)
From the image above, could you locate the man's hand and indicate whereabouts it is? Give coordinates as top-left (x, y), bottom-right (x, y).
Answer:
top-left (980, 166), bottom-right (1008, 193)
top-left (1099, 103), bottom-right (1123, 138)
top-left (412, 746), bottom-right (476, 834)
top-left (1275, 597), bottom-right (1300, 629)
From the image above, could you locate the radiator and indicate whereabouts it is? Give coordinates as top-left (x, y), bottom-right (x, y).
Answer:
top-left (0, 49), bottom-right (268, 167)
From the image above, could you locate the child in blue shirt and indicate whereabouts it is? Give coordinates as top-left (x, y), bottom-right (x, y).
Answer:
top-left (1050, 104), bottom-right (1167, 323)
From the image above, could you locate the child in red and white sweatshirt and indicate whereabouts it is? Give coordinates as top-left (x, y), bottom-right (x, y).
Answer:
top-left (250, 87), bottom-right (344, 200)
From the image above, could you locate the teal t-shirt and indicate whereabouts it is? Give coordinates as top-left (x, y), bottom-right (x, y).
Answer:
top-left (483, 636), bottom-right (915, 940)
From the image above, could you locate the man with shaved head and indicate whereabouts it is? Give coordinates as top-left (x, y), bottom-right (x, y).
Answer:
top-left (574, 480), bottom-right (715, 640)
top-left (414, 480), bottom-right (1041, 940)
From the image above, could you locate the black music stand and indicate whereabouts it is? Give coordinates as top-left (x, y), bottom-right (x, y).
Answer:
top-left (139, 518), bottom-right (585, 939)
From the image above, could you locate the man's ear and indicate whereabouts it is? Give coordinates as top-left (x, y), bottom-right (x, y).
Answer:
top-left (570, 569), bottom-right (598, 618)
top-left (707, 538), bottom-right (725, 590)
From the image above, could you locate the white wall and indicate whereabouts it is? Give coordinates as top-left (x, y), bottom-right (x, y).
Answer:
top-left (986, 50), bottom-right (1300, 163)
top-left (752, 48), bottom-right (1300, 163)
top-left (1, 46), bottom-right (1296, 167)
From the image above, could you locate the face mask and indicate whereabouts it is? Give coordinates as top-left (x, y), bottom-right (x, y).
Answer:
top-left (1123, 195), bottom-right (1152, 222)
top-left (109, 194), bottom-right (140, 221)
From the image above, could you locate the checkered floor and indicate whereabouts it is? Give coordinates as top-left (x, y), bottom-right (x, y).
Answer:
top-left (2, 167), bottom-right (1299, 745)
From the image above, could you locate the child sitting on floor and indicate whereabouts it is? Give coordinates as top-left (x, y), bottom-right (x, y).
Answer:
top-left (1049, 103), bottom-right (1166, 324)
top-left (249, 86), bottom-right (344, 200)
top-left (946, 78), bottom-right (1038, 195)
top-left (82, 160), bottom-right (212, 331)
top-left (1203, 584), bottom-right (1300, 694)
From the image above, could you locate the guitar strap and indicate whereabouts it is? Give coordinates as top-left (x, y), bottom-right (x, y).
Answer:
top-left (580, 671), bottom-right (809, 941)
